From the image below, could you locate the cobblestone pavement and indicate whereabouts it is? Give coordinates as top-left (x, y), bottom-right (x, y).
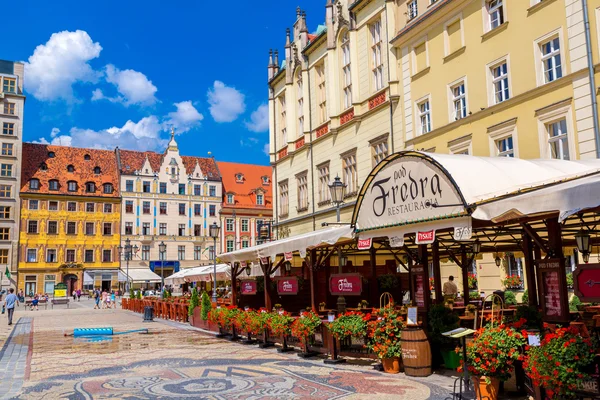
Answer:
top-left (0, 301), bottom-right (459, 399)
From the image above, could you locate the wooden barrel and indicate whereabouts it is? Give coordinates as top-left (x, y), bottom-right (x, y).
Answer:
top-left (400, 327), bottom-right (432, 377)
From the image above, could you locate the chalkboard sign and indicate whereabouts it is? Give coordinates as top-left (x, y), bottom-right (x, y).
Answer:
top-left (537, 259), bottom-right (569, 323)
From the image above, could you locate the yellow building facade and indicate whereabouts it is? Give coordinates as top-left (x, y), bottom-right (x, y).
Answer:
top-left (269, 0), bottom-right (600, 298)
top-left (18, 144), bottom-right (122, 295)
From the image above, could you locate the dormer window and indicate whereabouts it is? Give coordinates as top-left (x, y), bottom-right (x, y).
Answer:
top-left (262, 176), bottom-right (270, 185)
top-left (85, 182), bottom-right (96, 193)
top-left (171, 167), bottom-right (177, 176)
top-left (169, 158), bottom-right (177, 166)
top-left (67, 165), bottom-right (75, 173)
top-left (227, 193), bottom-right (234, 204)
top-left (48, 180), bottom-right (59, 191)
top-left (103, 183), bottom-right (114, 194)
top-left (40, 163), bottom-right (48, 171)
top-left (29, 179), bottom-right (40, 190)
top-left (235, 173), bottom-right (244, 183)
top-left (94, 166), bottom-right (101, 174)
top-left (48, 152), bottom-right (55, 158)
top-left (84, 154), bottom-right (91, 161)
top-left (257, 194), bottom-right (264, 206)
top-left (67, 181), bottom-right (77, 192)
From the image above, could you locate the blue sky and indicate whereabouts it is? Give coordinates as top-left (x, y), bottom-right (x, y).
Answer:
top-left (4, 1), bottom-right (324, 165)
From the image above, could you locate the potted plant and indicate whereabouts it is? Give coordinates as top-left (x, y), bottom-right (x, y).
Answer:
top-left (366, 305), bottom-right (405, 374)
top-left (200, 291), bottom-right (211, 321)
top-left (502, 275), bottom-right (523, 290)
top-left (319, 302), bottom-right (326, 311)
top-left (187, 287), bottom-right (199, 324)
top-left (465, 304), bottom-right (477, 317)
top-left (328, 311), bottom-right (370, 340)
top-left (523, 325), bottom-right (595, 399)
top-left (428, 304), bottom-right (460, 369)
top-left (463, 324), bottom-right (526, 400)
top-left (291, 310), bottom-right (322, 357)
top-left (359, 300), bottom-right (369, 309)
top-left (269, 311), bottom-right (295, 352)
top-left (468, 273), bottom-right (478, 290)
top-left (273, 303), bottom-right (283, 312)
top-left (504, 291), bottom-right (517, 308)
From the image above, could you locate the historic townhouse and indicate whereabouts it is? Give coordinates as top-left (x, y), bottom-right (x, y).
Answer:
top-left (18, 144), bottom-right (121, 295)
top-left (217, 161), bottom-right (273, 253)
top-left (268, 1), bottom-right (402, 239)
top-left (389, 0), bottom-right (600, 296)
top-left (117, 132), bottom-right (222, 281)
top-left (0, 60), bottom-right (25, 290)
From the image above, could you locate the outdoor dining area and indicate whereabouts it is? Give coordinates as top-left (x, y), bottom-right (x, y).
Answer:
top-left (124, 151), bottom-right (600, 400)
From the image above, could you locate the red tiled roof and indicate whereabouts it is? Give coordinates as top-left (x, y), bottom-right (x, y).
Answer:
top-left (118, 150), bottom-right (220, 180)
top-left (21, 143), bottom-right (120, 197)
top-left (217, 161), bottom-right (273, 211)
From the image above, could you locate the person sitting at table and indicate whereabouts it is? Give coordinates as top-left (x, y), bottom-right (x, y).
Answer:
top-left (443, 276), bottom-right (458, 299)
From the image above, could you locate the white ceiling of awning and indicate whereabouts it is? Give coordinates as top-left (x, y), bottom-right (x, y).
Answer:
top-left (219, 226), bottom-right (354, 263)
top-left (126, 268), bottom-right (162, 283)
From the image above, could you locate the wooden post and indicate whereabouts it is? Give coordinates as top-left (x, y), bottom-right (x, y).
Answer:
top-left (230, 263), bottom-right (238, 308)
top-left (264, 262), bottom-right (272, 311)
top-left (432, 241), bottom-right (443, 304)
top-left (521, 233), bottom-right (538, 307)
top-left (461, 246), bottom-right (470, 305)
top-left (418, 244), bottom-right (431, 311)
top-left (545, 217), bottom-right (570, 323)
top-left (369, 247), bottom-right (378, 307)
top-left (309, 249), bottom-right (317, 312)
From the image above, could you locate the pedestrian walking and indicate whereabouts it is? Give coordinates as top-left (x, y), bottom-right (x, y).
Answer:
top-left (101, 290), bottom-right (107, 309)
top-left (93, 288), bottom-right (100, 309)
top-left (72, 290), bottom-right (76, 300)
top-left (3, 288), bottom-right (19, 325)
top-left (110, 291), bottom-right (116, 308)
top-left (76, 289), bottom-right (81, 302)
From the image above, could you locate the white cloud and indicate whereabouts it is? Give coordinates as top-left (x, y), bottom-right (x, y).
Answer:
top-left (50, 127), bottom-right (60, 138)
top-left (263, 143), bottom-right (270, 156)
top-left (207, 81), bottom-right (245, 122)
top-left (32, 133), bottom-right (72, 147)
top-left (95, 64), bottom-right (157, 106)
top-left (164, 101), bottom-right (204, 133)
top-left (245, 104), bottom-right (269, 132)
top-left (25, 30), bottom-right (102, 102)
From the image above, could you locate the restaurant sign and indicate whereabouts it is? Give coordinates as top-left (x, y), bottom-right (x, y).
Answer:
top-left (357, 238), bottom-right (372, 250)
top-left (330, 273), bottom-right (362, 296)
top-left (240, 280), bottom-right (257, 295)
top-left (574, 264), bottom-right (600, 302)
top-left (537, 259), bottom-right (569, 322)
top-left (276, 276), bottom-right (299, 295)
top-left (355, 155), bottom-right (465, 231)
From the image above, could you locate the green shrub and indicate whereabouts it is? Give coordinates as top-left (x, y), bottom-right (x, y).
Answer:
top-left (566, 273), bottom-right (573, 289)
top-left (514, 305), bottom-right (542, 331)
top-left (428, 303), bottom-right (460, 349)
top-left (504, 291), bottom-right (517, 306)
top-left (201, 291), bottom-right (211, 321)
top-left (188, 287), bottom-right (199, 317)
top-left (521, 289), bottom-right (528, 304)
top-left (570, 295), bottom-right (581, 311)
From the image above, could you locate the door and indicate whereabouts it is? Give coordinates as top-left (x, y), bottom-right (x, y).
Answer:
top-left (25, 282), bottom-right (37, 297)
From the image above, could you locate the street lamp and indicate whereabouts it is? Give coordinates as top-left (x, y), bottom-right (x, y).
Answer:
top-left (245, 265), bottom-right (252, 277)
top-left (118, 238), bottom-right (139, 297)
top-left (575, 230), bottom-right (591, 263)
top-left (209, 222), bottom-right (221, 303)
top-left (329, 175), bottom-right (347, 313)
top-left (284, 261), bottom-right (292, 275)
top-left (472, 240), bottom-right (481, 255)
top-left (158, 241), bottom-right (166, 291)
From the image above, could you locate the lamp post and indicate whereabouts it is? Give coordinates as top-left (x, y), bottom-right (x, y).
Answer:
top-left (158, 241), bottom-right (166, 291)
top-left (329, 175), bottom-right (347, 313)
top-left (118, 238), bottom-right (139, 297)
top-left (209, 222), bottom-right (221, 303)
top-left (575, 230), bottom-right (591, 263)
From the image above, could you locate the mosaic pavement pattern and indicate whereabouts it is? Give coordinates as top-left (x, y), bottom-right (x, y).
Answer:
top-left (1, 303), bottom-right (455, 399)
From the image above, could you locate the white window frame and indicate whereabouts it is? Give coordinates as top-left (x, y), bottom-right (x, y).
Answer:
top-left (491, 62), bottom-right (509, 104)
top-left (411, 36), bottom-right (429, 76)
top-left (443, 15), bottom-right (464, 57)
top-left (317, 163), bottom-right (330, 204)
top-left (486, 56), bottom-right (512, 106)
top-left (534, 30), bottom-right (566, 87)
top-left (448, 135), bottom-right (473, 155)
top-left (296, 69), bottom-right (304, 136)
top-left (485, 0), bottom-right (505, 32)
top-left (256, 194), bottom-right (264, 206)
top-left (341, 31), bottom-right (352, 110)
top-left (370, 19), bottom-right (384, 91)
top-left (447, 77), bottom-right (468, 122)
top-left (315, 62), bottom-right (327, 124)
top-left (278, 94), bottom-right (287, 145)
top-left (407, 0), bottom-right (418, 20)
top-left (371, 139), bottom-right (389, 167)
top-left (487, 118), bottom-right (519, 158)
top-left (540, 37), bottom-right (562, 84)
top-left (279, 181), bottom-right (289, 217)
top-left (296, 173), bottom-right (308, 211)
top-left (547, 119), bottom-right (570, 160)
top-left (535, 100), bottom-right (575, 160)
top-left (415, 94), bottom-right (432, 136)
top-left (341, 151), bottom-right (358, 194)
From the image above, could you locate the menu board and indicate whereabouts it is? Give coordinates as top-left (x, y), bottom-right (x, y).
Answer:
top-left (411, 265), bottom-right (428, 310)
top-left (537, 259), bottom-right (569, 322)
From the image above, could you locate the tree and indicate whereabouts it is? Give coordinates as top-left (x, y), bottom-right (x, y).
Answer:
top-left (188, 287), bottom-right (200, 317)
top-left (201, 291), bottom-right (211, 321)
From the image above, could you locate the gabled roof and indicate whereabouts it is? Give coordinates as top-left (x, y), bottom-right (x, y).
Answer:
top-left (118, 149), bottom-right (220, 180)
top-left (217, 161), bottom-right (272, 210)
top-left (21, 143), bottom-right (120, 197)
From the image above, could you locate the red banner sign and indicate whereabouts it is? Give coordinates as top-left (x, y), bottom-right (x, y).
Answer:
top-left (416, 230), bottom-right (435, 244)
top-left (276, 276), bottom-right (298, 295)
top-left (537, 258), bottom-right (569, 322)
top-left (330, 274), bottom-right (362, 296)
top-left (284, 252), bottom-right (293, 260)
top-left (241, 261), bottom-right (247, 267)
top-left (260, 257), bottom-right (268, 265)
top-left (240, 280), bottom-right (257, 295)
top-left (357, 238), bottom-right (372, 250)
top-left (574, 264), bottom-right (600, 302)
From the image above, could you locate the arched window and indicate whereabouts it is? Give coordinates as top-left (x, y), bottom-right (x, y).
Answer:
top-left (296, 69), bottom-right (304, 136)
top-left (48, 179), bottom-right (59, 191)
top-left (67, 165), bottom-right (75, 173)
top-left (341, 31), bottom-right (352, 109)
top-left (103, 183), bottom-right (113, 194)
top-left (94, 166), bottom-right (101, 174)
top-left (84, 154), bottom-right (91, 161)
top-left (85, 182), bottom-right (95, 193)
top-left (67, 181), bottom-right (77, 192)
top-left (29, 179), bottom-right (40, 190)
